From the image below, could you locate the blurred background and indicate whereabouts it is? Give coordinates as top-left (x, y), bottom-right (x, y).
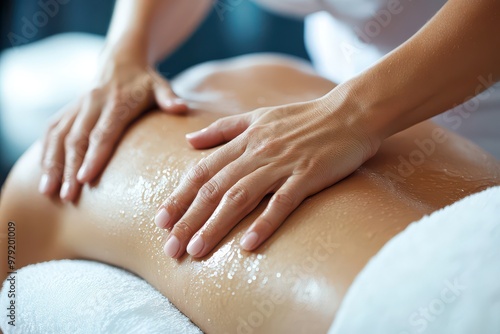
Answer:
top-left (0, 0), bottom-right (309, 187)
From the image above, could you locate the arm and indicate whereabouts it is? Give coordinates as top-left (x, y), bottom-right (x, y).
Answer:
top-left (39, 0), bottom-right (212, 202)
top-left (103, 0), bottom-right (212, 66)
top-left (341, 0), bottom-right (500, 140)
top-left (154, 0), bottom-right (500, 258)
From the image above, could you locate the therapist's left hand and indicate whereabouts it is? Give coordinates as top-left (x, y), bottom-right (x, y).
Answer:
top-left (155, 94), bottom-right (381, 258)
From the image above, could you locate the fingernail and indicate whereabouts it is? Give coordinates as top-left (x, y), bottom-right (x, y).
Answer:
top-left (155, 208), bottom-right (171, 228)
top-left (240, 231), bottom-right (259, 250)
top-left (187, 234), bottom-right (205, 256)
top-left (38, 174), bottom-right (52, 194)
top-left (164, 235), bottom-right (180, 258)
top-left (60, 181), bottom-right (71, 200)
top-left (77, 163), bottom-right (89, 182)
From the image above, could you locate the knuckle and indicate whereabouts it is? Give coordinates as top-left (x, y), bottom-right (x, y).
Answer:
top-left (64, 134), bottom-right (88, 156)
top-left (224, 185), bottom-right (249, 207)
top-left (109, 89), bottom-right (123, 103)
top-left (198, 180), bottom-right (221, 206)
top-left (168, 198), bottom-right (189, 216)
top-left (271, 192), bottom-right (296, 211)
top-left (235, 116), bottom-right (249, 130)
top-left (44, 161), bottom-right (64, 179)
top-left (187, 160), bottom-right (209, 186)
top-left (108, 104), bottom-right (129, 121)
top-left (48, 129), bottom-right (63, 146)
top-left (88, 88), bottom-right (102, 100)
top-left (64, 133), bottom-right (79, 149)
top-left (65, 137), bottom-right (88, 164)
top-left (297, 158), bottom-right (322, 176)
top-left (253, 139), bottom-right (279, 157)
top-left (90, 123), bottom-right (114, 145)
top-left (64, 151), bottom-right (79, 170)
top-left (130, 82), bottom-right (148, 101)
top-left (172, 221), bottom-right (195, 241)
top-left (246, 124), bottom-right (265, 138)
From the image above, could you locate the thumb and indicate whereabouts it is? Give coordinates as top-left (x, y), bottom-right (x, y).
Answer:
top-left (186, 114), bottom-right (252, 149)
top-left (152, 74), bottom-right (188, 114)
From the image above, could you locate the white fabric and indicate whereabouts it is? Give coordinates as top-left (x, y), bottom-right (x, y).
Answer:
top-left (303, 1), bottom-right (500, 159)
top-left (254, 0), bottom-right (500, 158)
top-left (1, 187), bottom-right (498, 334)
top-left (0, 260), bottom-right (202, 334)
top-left (304, 0), bottom-right (447, 83)
top-left (305, 5), bottom-right (500, 159)
top-left (252, 0), bottom-right (322, 17)
top-left (329, 185), bottom-right (500, 334)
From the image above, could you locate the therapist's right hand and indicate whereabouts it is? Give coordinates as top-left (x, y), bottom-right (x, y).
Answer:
top-left (39, 57), bottom-right (187, 202)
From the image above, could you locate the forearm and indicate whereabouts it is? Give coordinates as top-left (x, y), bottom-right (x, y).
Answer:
top-left (103, 0), bottom-right (212, 66)
top-left (331, 0), bottom-right (500, 140)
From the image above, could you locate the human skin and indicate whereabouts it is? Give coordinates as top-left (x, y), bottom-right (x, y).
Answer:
top-left (158, 0), bottom-right (500, 258)
top-left (38, 0), bottom-right (500, 258)
top-left (38, 0), bottom-right (212, 201)
top-left (1, 55), bottom-right (500, 333)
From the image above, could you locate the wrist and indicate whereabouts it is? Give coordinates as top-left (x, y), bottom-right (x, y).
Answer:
top-left (326, 73), bottom-right (408, 141)
top-left (318, 84), bottom-right (383, 160)
top-left (100, 37), bottom-right (150, 68)
top-left (95, 38), bottom-right (153, 85)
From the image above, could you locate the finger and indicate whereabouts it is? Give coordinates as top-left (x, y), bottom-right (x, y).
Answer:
top-left (155, 139), bottom-right (245, 231)
top-left (60, 97), bottom-right (101, 202)
top-left (41, 113), bottom-right (64, 166)
top-left (170, 155), bottom-right (265, 258)
top-left (185, 114), bottom-right (252, 149)
top-left (186, 165), bottom-right (282, 258)
top-left (167, 159), bottom-right (253, 258)
top-left (77, 101), bottom-right (138, 183)
top-left (41, 100), bottom-right (80, 168)
top-left (151, 71), bottom-right (187, 114)
top-left (39, 110), bottom-right (78, 196)
top-left (240, 176), bottom-right (308, 251)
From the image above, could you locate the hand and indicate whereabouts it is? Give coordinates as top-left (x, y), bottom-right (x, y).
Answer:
top-left (155, 94), bottom-right (381, 258)
top-left (39, 57), bottom-right (187, 202)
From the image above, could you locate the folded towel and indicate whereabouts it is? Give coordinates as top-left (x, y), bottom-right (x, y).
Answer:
top-left (0, 260), bottom-right (202, 334)
top-left (329, 185), bottom-right (500, 334)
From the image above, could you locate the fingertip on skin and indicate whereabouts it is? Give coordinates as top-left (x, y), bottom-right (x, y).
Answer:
top-left (186, 233), bottom-right (205, 257)
top-left (155, 207), bottom-right (171, 228)
top-left (38, 173), bottom-right (57, 195)
top-left (59, 181), bottom-right (72, 202)
top-left (76, 162), bottom-right (90, 183)
top-left (240, 231), bottom-right (260, 251)
top-left (163, 235), bottom-right (181, 258)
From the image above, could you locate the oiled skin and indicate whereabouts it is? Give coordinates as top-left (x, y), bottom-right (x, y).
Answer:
top-left (1, 55), bottom-right (499, 333)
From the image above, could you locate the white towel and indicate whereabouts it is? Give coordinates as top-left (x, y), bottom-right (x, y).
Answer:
top-left (0, 260), bottom-right (202, 334)
top-left (2, 186), bottom-right (499, 333)
top-left (329, 185), bottom-right (500, 334)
